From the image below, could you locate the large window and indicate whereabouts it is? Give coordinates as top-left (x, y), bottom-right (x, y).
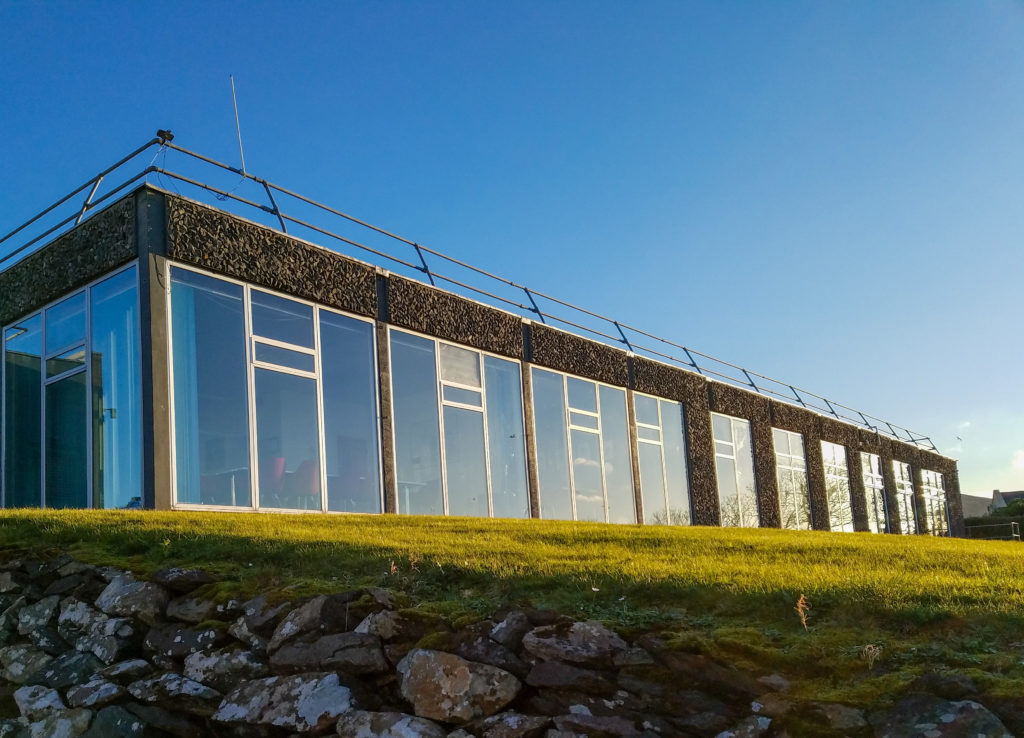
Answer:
top-left (634, 393), bottom-right (690, 525)
top-left (531, 368), bottom-right (634, 523)
top-left (894, 461), bottom-right (917, 534)
top-left (2, 265), bottom-right (141, 509)
top-left (920, 469), bottom-right (948, 536)
top-left (773, 428), bottom-right (811, 530)
top-left (712, 413), bottom-right (758, 527)
top-left (390, 329), bottom-right (529, 519)
top-left (860, 452), bottom-right (888, 533)
top-left (169, 266), bottom-right (380, 512)
top-left (822, 441), bottom-right (853, 532)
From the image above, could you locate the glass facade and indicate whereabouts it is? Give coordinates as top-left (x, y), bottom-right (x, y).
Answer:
top-left (894, 461), bottom-right (917, 534)
top-left (822, 441), bottom-right (853, 532)
top-left (772, 428), bottom-right (811, 530)
top-left (1, 265), bottom-right (141, 509)
top-left (634, 393), bottom-right (691, 525)
top-left (169, 266), bottom-right (380, 512)
top-left (531, 368), bottom-right (634, 523)
top-left (390, 329), bottom-right (529, 518)
top-left (920, 469), bottom-right (948, 535)
top-left (861, 452), bottom-right (888, 533)
top-left (712, 413), bottom-right (758, 527)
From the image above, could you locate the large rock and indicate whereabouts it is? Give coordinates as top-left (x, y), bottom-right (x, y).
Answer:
top-left (97, 660), bottom-right (154, 685)
top-left (126, 673), bottom-right (222, 717)
top-left (66, 677), bottom-right (126, 708)
top-left (521, 622), bottom-right (627, 668)
top-left (95, 576), bottom-right (169, 626)
top-left (26, 708), bottom-right (92, 738)
top-left (81, 705), bottom-right (150, 737)
top-left (397, 649), bottom-right (520, 723)
top-left (269, 633), bottom-right (388, 675)
top-left (151, 569), bottom-right (213, 594)
top-left (213, 672), bottom-right (354, 732)
top-left (228, 616), bottom-right (269, 652)
top-left (355, 610), bottom-right (446, 644)
top-left (431, 622), bottom-right (529, 679)
top-left (26, 651), bottom-right (102, 689)
top-left (17, 597), bottom-right (60, 635)
top-left (552, 714), bottom-right (641, 736)
top-left (334, 710), bottom-right (446, 737)
top-left (526, 661), bottom-right (615, 696)
top-left (267, 595), bottom-right (363, 652)
top-left (13, 684), bottom-right (64, 720)
top-left (28, 627), bottom-right (70, 656)
top-left (143, 624), bottom-right (224, 658)
top-left (870, 695), bottom-right (1012, 737)
top-left (165, 596), bottom-right (216, 624)
top-left (124, 703), bottom-right (203, 738)
top-left (183, 648), bottom-right (269, 693)
top-left (489, 611), bottom-right (532, 651)
top-left (466, 712), bottom-right (550, 738)
top-left (0, 646), bottom-right (53, 685)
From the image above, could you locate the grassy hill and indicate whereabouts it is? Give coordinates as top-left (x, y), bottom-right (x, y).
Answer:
top-left (2, 509), bottom-right (1023, 707)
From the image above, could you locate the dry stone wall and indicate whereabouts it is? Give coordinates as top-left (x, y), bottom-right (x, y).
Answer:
top-left (0, 553), bottom-right (1013, 737)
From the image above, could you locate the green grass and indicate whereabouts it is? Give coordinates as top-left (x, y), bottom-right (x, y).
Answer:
top-left (3, 509), bottom-right (1024, 708)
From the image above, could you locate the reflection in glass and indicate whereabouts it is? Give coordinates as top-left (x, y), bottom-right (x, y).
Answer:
top-left (921, 469), bottom-right (948, 536)
top-left (571, 429), bottom-right (604, 522)
top-left (439, 343), bottom-right (481, 387)
top-left (567, 377), bottom-right (597, 413)
top-left (90, 267), bottom-right (141, 509)
top-left (442, 385), bottom-right (482, 407)
top-left (600, 386), bottom-right (633, 524)
top-left (484, 357), bottom-right (529, 519)
top-left (860, 452), bottom-right (888, 533)
top-left (773, 428), bottom-right (811, 531)
top-left (171, 268), bottom-right (251, 507)
top-left (569, 411), bottom-right (598, 430)
top-left (532, 368), bottom-right (572, 520)
top-left (634, 394), bottom-right (659, 426)
top-left (713, 413), bottom-right (758, 527)
top-left (637, 397), bottom-right (690, 525)
top-left (44, 292), bottom-right (86, 353)
top-left (255, 369), bottom-right (321, 510)
top-left (46, 347), bottom-right (85, 378)
top-left (320, 313), bottom-right (380, 513)
top-left (254, 343), bottom-right (315, 373)
top-left (661, 401), bottom-right (691, 525)
top-left (822, 441), bottom-right (853, 532)
top-left (45, 372), bottom-right (88, 509)
top-left (391, 332), bottom-right (443, 515)
top-left (443, 406), bottom-right (488, 517)
top-left (894, 461), bottom-right (917, 534)
top-left (3, 316), bottom-right (42, 507)
top-left (251, 290), bottom-right (314, 347)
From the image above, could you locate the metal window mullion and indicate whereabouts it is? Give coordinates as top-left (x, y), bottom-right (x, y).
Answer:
top-left (44, 339), bottom-right (87, 361)
top-left (434, 338), bottom-right (448, 516)
top-left (730, 419), bottom-right (745, 524)
top-left (479, 354), bottom-right (494, 518)
top-left (252, 335), bottom-right (316, 355)
top-left (250, 360), bottom-right (317, 379)
top-left (441, 400), bottom-right (485, 413)
top-left (245, 284), bottom-right (260, 511)
top-left (594, 387), bottom-right (609, 524)
top-left (39, 309), bottom-right (46, 508)
top-left (85, 287), bottom-right (93, 509)
top-left (440, 378), bottom-right (483, 392)
top-left (43, 362), bottom-right (86, 386)
top-left (313, 308), bottom-right (328, 514)
top-left (656, 400), bottom-right (671, 525)
top-left (563, 374), bottom-right (577, 521)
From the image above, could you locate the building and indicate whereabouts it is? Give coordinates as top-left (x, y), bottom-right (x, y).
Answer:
top-left (0, 138), bottom-right (964, 535)
top-left (985, 490), bottom-right (1024, 515)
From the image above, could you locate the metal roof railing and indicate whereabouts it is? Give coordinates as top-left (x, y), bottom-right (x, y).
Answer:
top-left (0, 132), bottom-right (939, 452)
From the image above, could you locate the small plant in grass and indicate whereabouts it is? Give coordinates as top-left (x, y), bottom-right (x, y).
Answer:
top-left (861, 644), bottom-right (882, 669)
top-left (795, 594), bottom-right (811, 630)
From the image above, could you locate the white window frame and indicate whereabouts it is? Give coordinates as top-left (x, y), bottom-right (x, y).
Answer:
top-left (772, 428), bottom-right (811, 530)
top-left (711, 411), bottom-right (759, 527)
top-left (920, 469), bottom-right (948, 536)
top-left (860, 452), bottom-right (889, 533)
top-left (821, 441), bottom-right (853, 532)
top-left (893, 460), bottom-right (917, 534)
top-left (1, 261), bottom-right (140, 510)
top-left (166, 261), bottom-right (383, 515)
top-left (634, 391), bottom-right (690, 526)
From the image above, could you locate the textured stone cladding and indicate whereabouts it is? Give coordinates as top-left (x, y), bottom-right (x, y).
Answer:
top-left (0, 197), bottom-right (136, 326)
top-left (529, 323), bottom-right (629, 387)
top-left (632, 357), bottom-right (717, 526)
top-left (388, 275), bottom-right (524, 359)
top-left (710, 383), bottom-right (780, 528)
top-left (165, 196), bottom-right (377, 318)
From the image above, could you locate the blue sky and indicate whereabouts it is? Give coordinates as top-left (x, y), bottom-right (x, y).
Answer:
top-left (1, 1), bottom-right (1021, 497)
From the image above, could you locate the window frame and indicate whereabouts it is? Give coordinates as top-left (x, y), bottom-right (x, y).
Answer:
top-left (1, 260), bottom-right (140, 510)
top-left (711, 411), bottom-right (760, 527)
top-left (821, 440), bottom-right (854, 532)
top-left (893, 460), bottom-right (917, 534)
top-left (860, 451), bottom-right (889, 533)
top-left (165, 261), bottom-right (383, 515)
top-left (633, 390), bottom-right (691, 526)
top-left (772, 427), bottom-right (811, 531)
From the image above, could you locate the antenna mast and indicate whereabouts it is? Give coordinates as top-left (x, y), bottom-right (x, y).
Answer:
top-left (230, 75), bottom-right (247, 175)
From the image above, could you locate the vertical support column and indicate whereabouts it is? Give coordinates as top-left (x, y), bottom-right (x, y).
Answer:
top-left (374, 272), bottom-right (397, 514)
top-left (625, 387), bottom-right (644, 524)
top-left (689, 385), bottom-right (719, 526)
top-left (880, 446), bottom-right (902, 535)
top-left (944, 465), bottom-right (965, 537)
top-left (519, 321), bottom-right (541, 520)
top-left (805, 431), bottom-right (829, 531)
top-left (136, 190), bottom-right (171, 511)
top-left (847, 447), bottom-right (869, 532)
top-left (912, 463), bottom-right (928, 535)
top-left (751, 417), bottom-right (780, 529)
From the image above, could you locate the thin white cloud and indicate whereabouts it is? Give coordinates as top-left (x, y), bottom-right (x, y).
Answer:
top-left (1013, 450), bottom-right (1024, 471)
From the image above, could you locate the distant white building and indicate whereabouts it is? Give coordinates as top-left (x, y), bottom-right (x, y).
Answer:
top-left (985, 490), bottom-right (1024, 515)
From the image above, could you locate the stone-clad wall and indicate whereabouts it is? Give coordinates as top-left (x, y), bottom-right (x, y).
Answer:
top-left (0, 186), bottom-right (963, 535)
top-left (0, 197), bottom-right (136, 326)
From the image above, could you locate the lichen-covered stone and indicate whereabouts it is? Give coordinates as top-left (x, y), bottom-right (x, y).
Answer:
top-left (521, 621), bottom-right (627, 668)
top-left (57, 600), bottom-right (138, 665)
top-left (0, 646), bottom-right (53, 685)
top-left (334, 710), bottom-right (446, 737)
top-left (870, 696), bottom-right (1012, 737)
top-left (526, 661), bottom-right (615, 696)
top-left (97, 659), bottom-right (154, 685)
top-left (17, 597), bottom-right (60, 636)
top-left (397, 649), bottom-right (521, 723)
top-left (95, 575), bottom-right (169, 626)
top-left (465, 712), bottom-right (551, 738)
top-left (27, 651), bottom-right (102, 690)
top-left (268, 594), bottom-right (362, 652)
top-left (126, 673), bottom-right (221, 717)
top-left (66, 677), bottom-right (126, 708)
top-left (151, 569), bottom-right (213, 594)
top-left (80, 705), bottom-right (149, 738)
top-left (213, 672), bottom-right (353, 732)
top-left (143, 624), bottom-right (223, 658)
top-left (182, 648), bottom-right (269, 693)
top-left (27, 708), bottom-right (92, 738)
top-left (164, 595), bottom-right (215, 624)
top-left (354, 610), bottom-right (447, 644)
top-left (269, 632), bottom-right (387, 675)
top-left (552, 713), bottom-right (640, 736)
top-left (14, 684), bottom-right (64, 720)
top-left (490, 610), bottom-right (532, 651)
